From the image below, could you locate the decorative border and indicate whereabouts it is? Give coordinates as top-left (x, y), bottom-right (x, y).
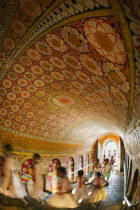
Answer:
top-left (0, 0), bottom-right (20, 44)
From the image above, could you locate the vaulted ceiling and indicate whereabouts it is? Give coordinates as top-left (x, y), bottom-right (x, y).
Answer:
top-left (0, 0), bottom-right (138, 153)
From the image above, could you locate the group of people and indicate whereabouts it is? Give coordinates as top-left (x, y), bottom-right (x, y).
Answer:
top-left (0, 144), bottom-right (115, 208)
top-left (93, 156), bottom-right (115, 184)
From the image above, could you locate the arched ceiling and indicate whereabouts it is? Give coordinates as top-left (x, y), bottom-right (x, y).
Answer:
top-left (0, 0), bottom-right (136, 153)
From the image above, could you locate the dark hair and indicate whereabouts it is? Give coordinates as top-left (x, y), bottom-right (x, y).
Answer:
top-left (97, 172), bottom-right (101, 177)
top-left (57, 167), bottom-right (66, 175)
top-left (33, 153), bottom-right (41, 160)
top-left (78, 170), bottom-right (84, 177)
top-left (3, 144), bottom-right (13, 152)
top-left (97, 159), bottom-right (99, 162)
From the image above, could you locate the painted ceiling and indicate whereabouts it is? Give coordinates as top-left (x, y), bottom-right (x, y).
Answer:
top-left (0, 0), bottom-right (138, 153)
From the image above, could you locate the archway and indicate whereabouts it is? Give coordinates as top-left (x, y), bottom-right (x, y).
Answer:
top-left (47, 158), bottom-right (61, 191)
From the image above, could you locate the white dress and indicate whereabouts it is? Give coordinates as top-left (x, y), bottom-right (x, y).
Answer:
top-left (88, 177), bottom-right (107, 203)
top-left (47, 176), bottom-right (78, 208)
top-left (75, 176), bottom-right (88, 200)
top-left (0, 157), bottom-right (25, 198)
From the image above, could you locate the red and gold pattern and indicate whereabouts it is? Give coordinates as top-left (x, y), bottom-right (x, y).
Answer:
top-left (0, 0), bottom-right (133, 154)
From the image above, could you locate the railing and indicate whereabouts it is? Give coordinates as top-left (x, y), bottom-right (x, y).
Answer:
top-left (123, 162), bottom-right (139, 208)
top-left (16, 162), bottom-right (94, 185)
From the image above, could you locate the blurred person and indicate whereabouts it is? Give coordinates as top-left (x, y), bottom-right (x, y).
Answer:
top-left (88, 172), bottom-right (107, 206)
top-left (75, 170), bottom-right (88, 202)
top-left (0, 144), bottom-right (25, 199)
top-left (30, 153), bottom-right (44, 199)
top-left (47, 167), bottom-right (78, 209)
top-left (93, 159), bottom-right (102, 177)
top-left (104, 159), bottom-right (111, 183)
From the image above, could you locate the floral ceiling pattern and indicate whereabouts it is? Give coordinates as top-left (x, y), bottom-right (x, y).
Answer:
top-left (0, 0), bottom-right (136, 153)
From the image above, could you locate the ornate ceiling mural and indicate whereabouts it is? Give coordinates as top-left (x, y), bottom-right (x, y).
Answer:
top-left (0, 0), bottom-right (137, 153)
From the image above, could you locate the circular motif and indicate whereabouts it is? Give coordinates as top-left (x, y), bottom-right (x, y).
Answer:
top-left (84, 18), bottom-right (126, 64)
top-left (72, 81), bottom-right (85, 89)
top-left (49, 57), bottom-right (66, 69)
top-left (75, 71), bottom-right (92, 83)
top-left (3, 100), bottom-right (11, 108)
top-left (0, 108), bottom-right (7, 116)
top-left (27, 48), bottom-right (41, 60)
top-left (7, 112), bottom-right (15, 119)
top-left (19, 108), bottom-right (27, 115)
top-left (34, 80), bottom-right (45, 87)
top-left (29, 121), bottom-right (36, 126)
top-left (35, 41), bottom-right (52, 55)
top-left (20, 0), bottom-right (42, 17)
top-left (0, 87), bottom-right (7, 96)
top-left (29, 96), bottom-right (38, 103)
top-left (40, 60), bottom-right (54, 71)
top-left (60, 81), bottom-right (72, 89)
top-left (11, 104), bottom-right (19, 112)
top-left (16, 97), bottom-right (24, 105)
top-left (4, 119), bottom-right (12, 127)
top-left (19, 125), bottom-right (26, 131)
top-left (15, 115), bottom-right (23, 122)
top-left (27, 85), bottom-right (37, 92)
top-left (3, 79), bottom-right (12, 88)
top-left (7, 92), bottom-right (16, 101)
top-left (46, 91), bottom-right (80, 109)
top-left (60, 26), bottom-right (89, 53)
top-left (51, 72), bottom-right (64, 81)
top-left (62, 70), bottom-right (76, 80)
top-left (3, 37), bottom-right (15, 51)
top-left (35, 91), bottom-right (45, 97)
top-left (63, 54), bottom-right (82, 69)
top-left (31, 65), bottom-right (44, 75)
top-left (7, 72), bottom-right (18, 81)
top-left (13, 64), bottom-right (25, 73)
top-left (51, 83), bottom-right (62, 90)
top-left (11, 20), bottom-right (26, 35)
top-left (46, 34), bottom-right (68, 52)
top-left (24, 72), bottom-right (35, 80)
top-left (12, 85), bottom-right (22, 94)
top-left (91, 75), bottom-right (109, 91)
top-left (21, 91), bottom-right (30, 98)
top-left (42, 75), bottom-right (54, 84)
top-left (27, 112), bottom-right (34, 118)
top-left (19, 56), bottom-right (32, 66)
top-left (17, 78), bottom-right (28, 87)
top-left (12, 122), bottom-right (19, 129)
top-left (79, 54), bottom-right (103, 76)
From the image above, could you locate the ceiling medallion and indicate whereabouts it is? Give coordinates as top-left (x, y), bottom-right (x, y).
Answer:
top-left (46, 91), bottom-right (81, 109)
